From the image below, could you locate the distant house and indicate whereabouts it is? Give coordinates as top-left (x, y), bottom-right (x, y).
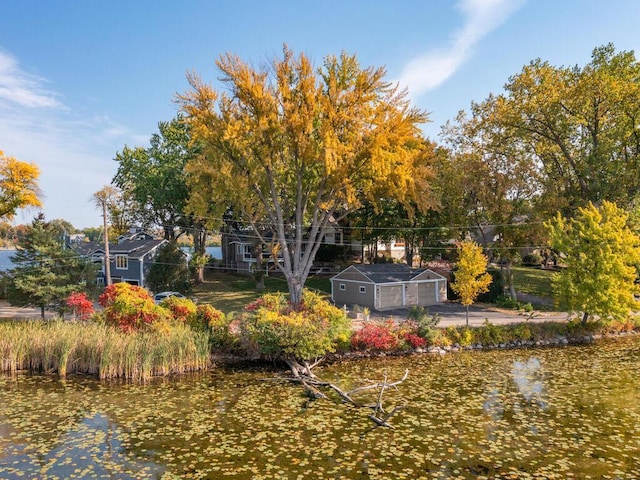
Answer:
top-left (221, 225), bottom-right (362, 275)
top-left (71, 231), bottom-right (169, 288)
top-left (331, 264), bottom-right (447, 311)
top-left (221, 231), bottom-right (282, 275)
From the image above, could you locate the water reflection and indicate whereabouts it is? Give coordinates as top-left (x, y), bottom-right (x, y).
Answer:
top-left (511, 357), bottom-right (547, 408)
top-left (2, 338), bottom-right (640, 478)
top-left (0, 413), bottom-right (164, 479)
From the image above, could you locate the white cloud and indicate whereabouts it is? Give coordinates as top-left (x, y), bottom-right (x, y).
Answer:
top-left (0, 50), bottom-right (147, 228)
top-left (0, 50), bottom-right (62, 109)
top-left (398, 0), bottom-right (524, 96)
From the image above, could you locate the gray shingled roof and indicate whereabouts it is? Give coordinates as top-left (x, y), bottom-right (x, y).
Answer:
top-left (70, 239), bottom-right (166, 259)
top-left (352, 264), bottom-right (427, 283)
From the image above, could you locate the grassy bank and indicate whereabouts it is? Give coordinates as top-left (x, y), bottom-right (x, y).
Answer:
top-left (193, 270), bottom-right (332, 313)
top-left (0, 319), bottom-right (210, 381)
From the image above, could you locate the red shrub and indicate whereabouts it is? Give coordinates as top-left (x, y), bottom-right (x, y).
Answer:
top-left (403, 332), bottom-right (427, 349)
top-left (98, 283), bottom-right (167, 332)
top-left (351, 320), bottom-right (400, 351)
top-left (66, 292), bottom-right (94, 320)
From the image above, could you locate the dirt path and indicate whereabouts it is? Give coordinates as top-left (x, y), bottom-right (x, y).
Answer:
top-left (0, 301), bottom-right (56, 319)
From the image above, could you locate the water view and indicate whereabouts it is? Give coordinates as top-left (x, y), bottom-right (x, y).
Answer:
top-left (1, 337), bottom-right (639, 479)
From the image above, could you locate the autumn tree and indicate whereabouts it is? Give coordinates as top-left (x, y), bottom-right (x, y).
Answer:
top-left (451, 240), bottom-right (492, 326)
top-left (0, 150), bottom-right (42, 220)
top-left (463, 44), bottom-right (640, 217)
top-left (6, 214), bottom-right (98, 318)
top-left (546, 201), bottom-right (640, 325)
top-left (441, 111), bottom-right (544, 299)
top-left (178, 47), bottom-right (433, 305)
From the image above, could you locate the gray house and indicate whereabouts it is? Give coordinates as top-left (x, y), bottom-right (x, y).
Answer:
top-left (71, 232), bottom-right (169, 288)
top-left (221, 231), bottom-right (282, 275)
top-left (331, 264), bottom-right (447, 311)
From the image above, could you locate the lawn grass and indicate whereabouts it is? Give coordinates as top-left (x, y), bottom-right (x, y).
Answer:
top-left (192, 270), bottom-right (333, 313)
top-left (511, 266), bottom-right (555, 298)
top-left (194, 266), bottom-right (554, 313)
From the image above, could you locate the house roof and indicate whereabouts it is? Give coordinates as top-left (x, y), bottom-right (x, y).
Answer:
top-left (70, 239), bottom-right (166, 259)
top-left (333, 264), bottom-right (445, 284)
top-left (111, 239), bottom-right (166, 259)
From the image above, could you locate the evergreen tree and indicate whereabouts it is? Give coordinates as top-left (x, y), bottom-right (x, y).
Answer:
top-left (6, 214), bottom-right (97, 318)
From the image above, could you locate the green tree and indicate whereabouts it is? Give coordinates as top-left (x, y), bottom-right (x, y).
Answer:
top-left (146, 242), bottom-right (192, 294)
top-left (441, 109), bottom-right (544, 299)
top-left (451, 240), bottom-right (492, 326)
top-left (113, 117), bottom-right (210, 282)
top-left (546, 201), bottom-right (640, 325)
top-left (48, 218), bottom-right (76, 241)
top-left (6, 214), bottom-right (98, 318)
top-left (178, 47), bottom-right (433, 305)
top-left (464, 44), bottom-right (640, 217)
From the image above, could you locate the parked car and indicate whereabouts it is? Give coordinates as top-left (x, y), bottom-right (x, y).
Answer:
top-left (154, 291), bottom-right (186, 304)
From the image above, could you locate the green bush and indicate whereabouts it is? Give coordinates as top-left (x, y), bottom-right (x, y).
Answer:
top-left (474, 320), bottom-right (504, 345)
top-left (522, 253), bottom-right (543, 266)
top-left (238, 290), bottom-right (351, 362)
top-left (495, 295), bottom-right (520, 310)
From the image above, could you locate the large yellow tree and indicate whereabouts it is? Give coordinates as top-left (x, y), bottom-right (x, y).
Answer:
top-left (0, 150), bottom-right (42, 220)
top-left (178, 47), bottom-right (434, 305)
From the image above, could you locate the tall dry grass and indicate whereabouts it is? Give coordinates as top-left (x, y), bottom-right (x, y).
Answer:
top-left (0, 319), bottom-right (211, 381)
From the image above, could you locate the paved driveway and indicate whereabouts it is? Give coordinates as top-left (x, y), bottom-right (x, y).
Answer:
top-left (371, 301), bottom-right (568, 327)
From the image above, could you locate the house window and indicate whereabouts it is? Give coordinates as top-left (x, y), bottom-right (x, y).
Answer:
top-left (359, 286), bottom-right (366, 294)
top-left (335, 232), bottom-right (343, 245)
top-left (339, 283), bottom-right (346, 291)
top-left (115, 255), bottom-right (128, 270)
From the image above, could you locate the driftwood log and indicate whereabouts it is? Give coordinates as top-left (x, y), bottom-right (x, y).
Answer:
top-left (284, 368), bottom-right (409, 429)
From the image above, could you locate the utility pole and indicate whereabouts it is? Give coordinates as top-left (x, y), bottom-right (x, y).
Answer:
top-left (93, 186), bottom-right (118, 287)
top-left (102, 200), bottom-right (112, 286)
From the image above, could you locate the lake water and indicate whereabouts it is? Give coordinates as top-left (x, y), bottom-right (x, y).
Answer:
top-left (0, 250), bottom-right (14, 271)
top-left (1, 337), bottom-right (639, 478)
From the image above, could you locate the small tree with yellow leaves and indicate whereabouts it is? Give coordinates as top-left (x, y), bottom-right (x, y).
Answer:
top-left (0, 150), bottom-right (41, 220)
top-left (451, 240), bottom-right (492, 326)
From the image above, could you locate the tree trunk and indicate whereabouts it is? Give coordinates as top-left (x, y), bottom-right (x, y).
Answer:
top-left (506, 262), bottom-right (517, 301)
top-left (287, 275), bottom-right (304, 306)
top-left (465, 304), bottom-right (469, 327)
top-left (254, 242), bottom-right (265, 290)
top-left (581, 311), bottom-right (589, 325)
top-left (192, 226), bottom-right (207, 284)
top-left (405, 240), bottom-right (414, 267)
top-left (102, 202), bottom-right (112, 286)
top-left (40, 305), bottom-right (45, 320)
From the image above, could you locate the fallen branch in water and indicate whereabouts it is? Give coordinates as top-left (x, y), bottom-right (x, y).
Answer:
top-left (284, 368), bottom-right (409, 429)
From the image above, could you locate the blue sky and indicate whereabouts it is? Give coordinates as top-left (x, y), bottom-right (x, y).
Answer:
top-left (0, 0), bottom-right (639, 229)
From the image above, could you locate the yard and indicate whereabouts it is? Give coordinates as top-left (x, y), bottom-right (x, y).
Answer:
top-left (193, 265), bottom-right (554, 314)
top-left (191, 269), bottom-right (332, 313)
top-left (511, 265), bottom-right (555, 298)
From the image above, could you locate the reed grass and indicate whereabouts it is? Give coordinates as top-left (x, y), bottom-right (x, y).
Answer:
top-left (0, 319), bottom-right (211, 381)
